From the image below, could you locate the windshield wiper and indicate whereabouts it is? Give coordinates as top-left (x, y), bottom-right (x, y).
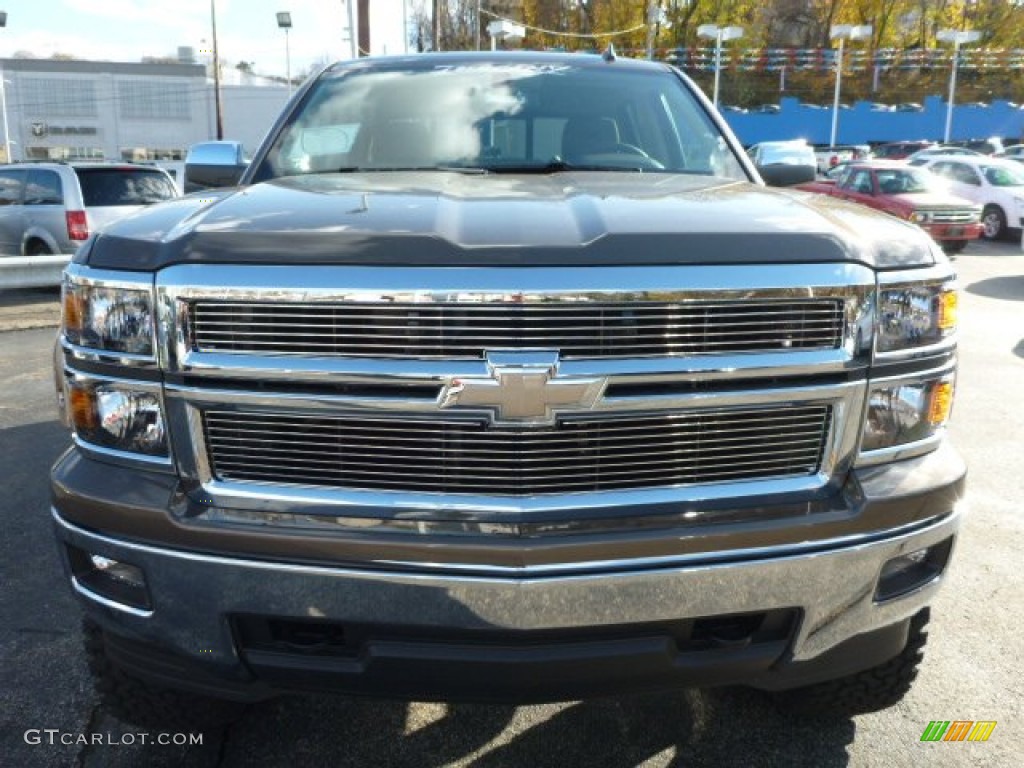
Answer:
top-left (336, 165), bottom-right (490, 175)
top-left (483, 159), bottom-right (644, 174)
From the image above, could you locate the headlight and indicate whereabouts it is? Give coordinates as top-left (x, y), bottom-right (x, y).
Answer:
top-left (909, 211), bottom-right (931, 223)
top-left (876, 280), bottom-right (956, 354)
top-left (67, 381), bottom-right (168, 457)
top-left (860, 375), bottom-right (954, 454)
top-left (63, 276), bottom-right (154, 356)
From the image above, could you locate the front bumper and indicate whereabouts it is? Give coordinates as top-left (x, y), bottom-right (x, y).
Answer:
top-left (52, 443), bottom-right (965, 702)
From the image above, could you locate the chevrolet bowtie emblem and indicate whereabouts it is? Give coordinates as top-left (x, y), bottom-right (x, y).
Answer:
top-left (439, 351), bottom-right (606, 425)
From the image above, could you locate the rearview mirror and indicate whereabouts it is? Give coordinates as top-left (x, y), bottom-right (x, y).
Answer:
top-left (184, 141), bottom-right (249, 192)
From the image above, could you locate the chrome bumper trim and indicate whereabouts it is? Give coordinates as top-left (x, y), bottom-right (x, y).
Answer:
top-left (54, 506), bottom-right (962, 662)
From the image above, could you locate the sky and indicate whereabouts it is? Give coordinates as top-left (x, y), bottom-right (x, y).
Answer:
top-left (0, 0), bottom-right (418, 78)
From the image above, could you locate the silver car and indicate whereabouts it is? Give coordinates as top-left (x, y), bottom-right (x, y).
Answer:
top-left (0, 162), bottom-right (178, 257)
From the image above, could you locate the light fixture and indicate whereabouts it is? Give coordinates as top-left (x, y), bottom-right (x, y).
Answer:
top-left (697, 24), bottom-right (744, 109)
top-left (937, 29), bottom-right (982, 143)
top-left (829, 24), bottom-right (872, 148)
top-left (276, 11), bottom-right (293, 97)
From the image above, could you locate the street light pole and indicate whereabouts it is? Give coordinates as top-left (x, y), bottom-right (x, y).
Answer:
top-left (276, 12), bottom-right (293, 97)
top-left (937, 29), bottom-right (981, 143)
top-left (0, 11), bottom-right (10, 164)
top-left (829, 25), bottom-right (872, 148)
top-left (210, 0), bottom-right (224, 140)
top-left (697, 24), bottom-right (744, 108)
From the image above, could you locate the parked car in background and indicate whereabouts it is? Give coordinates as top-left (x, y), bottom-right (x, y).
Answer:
top-left (0, 162), bottom-right (179, 257)
top-left (797, 161), bottom-right (982, 253)
top-left (872, 141), bottom-right (935, 160)
top-left (947, 137), bottom-right (1005, 156)
top-left (894, 103), bottom-right (924, 113)
top-left (906, 146), bottom-right (983, 166)
top-left (994, 144), bottom-right (1024, 164)
top-left (922, 156), bottom-right (1024, 239)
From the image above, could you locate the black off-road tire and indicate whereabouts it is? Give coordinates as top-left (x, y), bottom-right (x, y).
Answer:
top-left (775, 608), bottom-right (930, 717)
top-left (82, 618), bottom-right (247, 731)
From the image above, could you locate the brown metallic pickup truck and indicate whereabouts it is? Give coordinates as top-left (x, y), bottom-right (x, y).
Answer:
top-left (52, 52), bottom-right (965, 728)
top-left (798, 161), bottom-right (982, 254)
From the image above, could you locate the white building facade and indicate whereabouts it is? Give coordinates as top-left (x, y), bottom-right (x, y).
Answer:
top-left (0, 57), bottom-right (291, 163)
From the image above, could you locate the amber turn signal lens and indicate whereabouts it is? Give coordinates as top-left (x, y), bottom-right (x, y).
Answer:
top-left (927, 380), bottom-right (954, 426)
top-left (937, 290), bottom-right (957, 331)
top-left (62, 285), bottom-right (82, 333)
top-left (68, 387), bottom-right (97, 432)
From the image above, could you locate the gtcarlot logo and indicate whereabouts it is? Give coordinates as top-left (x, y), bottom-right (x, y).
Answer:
top-left (24, 729), bottom-right (203, 746)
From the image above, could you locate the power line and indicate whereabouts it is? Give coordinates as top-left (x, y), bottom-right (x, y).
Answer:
top-left (479, 8), bottom-right (645, 40)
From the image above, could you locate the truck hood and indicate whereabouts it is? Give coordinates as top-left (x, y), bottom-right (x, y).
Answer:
top-left (890, 192), bottom-right (981, 211)
top-left (84, 172), bottom-right (939, 271)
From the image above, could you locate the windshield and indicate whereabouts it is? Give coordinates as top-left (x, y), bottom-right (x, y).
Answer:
top-left (74, 169), bottom-right (178, 206)
top-left (875, 168), bottom-right (933, 194)
top-left (981, 164), bottom-right (1024, 187)
top-left (255, 61), bottom-right (747, 180)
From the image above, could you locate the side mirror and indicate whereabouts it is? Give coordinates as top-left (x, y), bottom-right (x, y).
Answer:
top-left (757, 163), bottom-right (817, 187)
top-left (184, 141), bottom-right (249, 193)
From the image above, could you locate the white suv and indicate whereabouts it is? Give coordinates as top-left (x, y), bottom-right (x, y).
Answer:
top-left (921, 156), bottom-right (1024, 240)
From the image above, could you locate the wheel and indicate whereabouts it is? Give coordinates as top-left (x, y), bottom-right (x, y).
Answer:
top-left (773, 608), bottom-right (930, 717)
top-left (940, 241), bottom-right (966, 255)
top-left (981, 205), bottom-right (1007, 240)
top-left (24, 240), bottom-right (53, 256)
top-left (82, 618), bottom-right (246, 730)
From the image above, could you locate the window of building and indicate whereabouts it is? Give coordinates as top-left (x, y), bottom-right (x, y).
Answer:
top-left (22, 78), bottom-right (98, 117)
top-left (120, 147), bottom-right (186, 162)
top-left (26, 146), bottom-right (105, 161)
top-left (118, 81), bottom-right (192, 121)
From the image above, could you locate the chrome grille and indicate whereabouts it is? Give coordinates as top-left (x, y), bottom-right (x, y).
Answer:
top-left (189, 300), bottom-right (846, 360)
top-left (203, 406), bottom-right (832, 496)
top-left (928, 210), bottom-right (979, 224)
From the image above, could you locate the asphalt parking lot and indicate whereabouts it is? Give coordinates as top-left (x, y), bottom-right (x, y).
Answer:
top-left (1, 240), bottom-right (1022, 767)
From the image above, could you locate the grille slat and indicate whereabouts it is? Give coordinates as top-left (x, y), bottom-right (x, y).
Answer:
top-left (190, 300), bottom-right (845, 359)
top-left (203, 406), bottom-right (832, 496)
top-left (928, 210), bottom-right (978, 223)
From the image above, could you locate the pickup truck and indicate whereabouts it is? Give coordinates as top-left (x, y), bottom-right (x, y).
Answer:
top-left (52, 52), bottom-right (965, 728)
top-left (798, 161), bottom-right (982, 254)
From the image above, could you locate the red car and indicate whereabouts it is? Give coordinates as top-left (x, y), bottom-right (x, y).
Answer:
top-left (798, 161), bottom-right (983, 253)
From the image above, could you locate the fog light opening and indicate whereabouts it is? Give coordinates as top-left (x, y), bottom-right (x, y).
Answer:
top-left (875, 537), bottom-right (954, 602)
top-left (66, 544), bottom-right (152, 612)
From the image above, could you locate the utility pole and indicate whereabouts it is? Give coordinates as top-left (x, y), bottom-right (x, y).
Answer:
top-left (645, 1), bottom-right (658, 60)
top-left (475, 0), bottom-right (481, 51)
top-left (432, 0), bottom-right (441, 52)
top-left (210, 0), bottom-right (224, 140)
top-left (357, 0), bottom-right (370, 56)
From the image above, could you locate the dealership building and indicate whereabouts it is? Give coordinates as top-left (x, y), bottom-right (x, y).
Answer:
top-left (0, 56), bottom-right (290, 163)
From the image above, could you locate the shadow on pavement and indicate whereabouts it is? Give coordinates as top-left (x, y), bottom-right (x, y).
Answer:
top-left (212, 687), bottom-right (855, 767)
top-left (964, 275), bottom-right (1024, 302)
